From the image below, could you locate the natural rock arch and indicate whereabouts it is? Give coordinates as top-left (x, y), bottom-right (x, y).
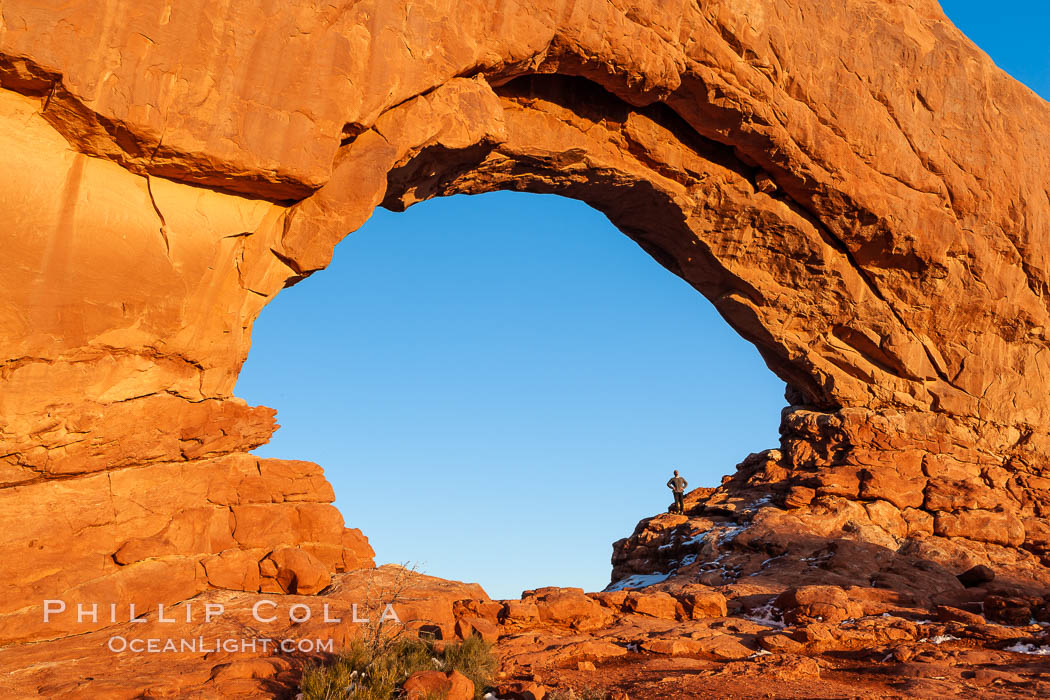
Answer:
top-left (1, 0), bottom-right (1049, 644)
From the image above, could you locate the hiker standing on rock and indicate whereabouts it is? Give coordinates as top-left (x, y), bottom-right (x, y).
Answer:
top-left (667, 469), bottom-right (687, 514)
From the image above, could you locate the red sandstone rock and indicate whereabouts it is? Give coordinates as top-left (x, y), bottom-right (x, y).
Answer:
top-left (588, 591), bottom-right (629, 610)
top-left (266, 546), bottom-right (331, 595)
top-left (958, 565), bottom-right (996, 588)
top-left (676, 587), bottom-right (729, 619)
top-left (934, 510), bottom-right (1026, 547)
top-left (640, 638), bottom-right (703, 657)
top-left (624, 591), bottom-right (680, 620)
top-left (501, 600), bottom-right (541, 623)
top-left (690, 634), bottom-right (756, 661)
top-left (983, 595), bottom-right (1034, 626)
top-left (784, 486), bottom-right (816, 509)
top-left (552, 640), bottom-right (628, 665)
top-left (453, 599), bottom-right (504, 623)
top-left (210, 658), bottom-right (285, 682)
top-left (202, 549), bottom-right (263, 592)
top-left (934, 605), bottom-right (986, 626)
top-left (3, 566), bottom-right (1049, 698)
top-left (403, 670), bottom-right (474, 700)
top-left (758, 633), bottom-right (805, 655)
top-left (456, 616), bottom-right (499, 643)
top-left (1, 6), bottom-right (1050, 700)
top-left (532, 589), bottom-right (613, 631)
top-left (0, 0), bottom-right (1047, 646)
top-left (775, 586), bottom-right (863, 626)
top-left (496, 681), bottom-right (549, 700)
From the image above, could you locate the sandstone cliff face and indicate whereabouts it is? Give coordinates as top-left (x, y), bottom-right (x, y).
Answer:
top-left (1, 0), bottom-right (1049, 645)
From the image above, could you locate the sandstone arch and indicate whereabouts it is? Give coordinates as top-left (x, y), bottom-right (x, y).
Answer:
top-left (1, 0), bottom-right (1049, 644)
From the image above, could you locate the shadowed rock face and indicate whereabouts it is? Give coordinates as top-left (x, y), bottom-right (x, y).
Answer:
top-left (1, 0), bottom-right (1049, 645)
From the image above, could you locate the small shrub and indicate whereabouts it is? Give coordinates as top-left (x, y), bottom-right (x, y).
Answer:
top-left (299, 655), bottom-right (362, 700)
top-left (439, 635), bottom-right (497, 694)
top-left (299, 636), bottom-right (496, 700)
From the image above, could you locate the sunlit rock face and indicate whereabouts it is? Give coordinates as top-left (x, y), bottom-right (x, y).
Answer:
top-left (1, 0), bottom-right (1049, 645)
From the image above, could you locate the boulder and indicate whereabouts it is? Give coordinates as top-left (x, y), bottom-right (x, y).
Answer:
top-left (676, 587), bottom-right (728, 619)
top-left (623, 591), bottom-right (679, 620)
top-left (958, 565), bottom-right (996, 588)
top-left (403, 670), bottom-right (474, 700)
top-left (640, 638), bottom-right (705, 657)
top-left (983, 595), bottom-right (1033, 626)
top-left (496, 681), bottom-right (548, 700)
top-left (934, 605), bottom-right (986, 626)
top-left (500, 600), bottom-right (540, 623)
top-left (533, 589), bottom-right (612, 631)
top-left (784, 486), bottom-right (816, 509)
top-left (264, 546), bottom-right (331, 595)
top-left (775, 586), bottom-right (861, 625)
top-left (454, 599), bottom-right (503, 623)
top-left (455, 616), bottom-right (499, 643)
top-left (588, 591), bottom-right (629, 610)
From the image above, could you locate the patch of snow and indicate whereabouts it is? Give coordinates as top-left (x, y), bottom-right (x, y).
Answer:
top-left (744, 602), bottom-right (785, 629)
top-left (604, 572), bottom-right (672, 592)
top-left (801, 552), bottom-right (833, 565)
top-left (742, 496), bottom-right (772, 514)
top-left (1004, 642), bottom-right (1050, 655)
top-left (700, 553), bottom-right (727, 568)
top-left (682, 529), bottom-right (712, 547)
top-left (717, 525), bottom-right (746, 545)
top-left (922, 635), bottom-right (959, 645)
top-left (759, 554), bottom-right (786, 569)
top-left (748, 649), bottom-right (772, 659)
top-left (678, 554), bottom-right (697, 567)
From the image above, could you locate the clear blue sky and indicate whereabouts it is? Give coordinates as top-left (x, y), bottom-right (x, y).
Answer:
top-left (236, 5), bottom-right (1048, 600)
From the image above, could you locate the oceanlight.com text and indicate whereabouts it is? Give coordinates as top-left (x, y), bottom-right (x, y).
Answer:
top-left (107, 636), bottom-right (334, 654)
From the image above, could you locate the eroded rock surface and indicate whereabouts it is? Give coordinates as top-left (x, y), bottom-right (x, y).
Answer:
top-left (0, 565), bottom-right (487, 699)
top-left (1, 566), bottom-right (1048, 699)
top-left (1, 0), bottom-right (1049, 679)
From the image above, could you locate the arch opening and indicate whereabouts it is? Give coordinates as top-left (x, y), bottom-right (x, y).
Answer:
top-left (245, 65), bottom-right (1006, 597)
top-left (237, 190), bottom-right (786, 598)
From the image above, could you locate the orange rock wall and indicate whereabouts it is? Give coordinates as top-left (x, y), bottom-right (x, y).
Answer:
top-left (2, 0), bottom-right (1049, 642)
